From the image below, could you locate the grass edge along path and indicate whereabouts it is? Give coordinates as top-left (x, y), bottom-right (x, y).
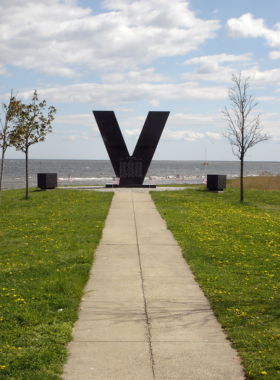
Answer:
top-left (151, 188), bottom-right (280, 380)
top-left (0, 188), bottom-right (113, 380)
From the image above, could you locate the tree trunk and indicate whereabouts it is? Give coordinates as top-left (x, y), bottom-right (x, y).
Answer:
top-left (240, 153), bottom-right (244, 202)
top-left (25, 145), bottom-right (29, 200)
top-left (0, 146), bottom-right (5, 200)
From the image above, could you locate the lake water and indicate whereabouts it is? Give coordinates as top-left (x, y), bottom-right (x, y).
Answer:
top-left (1, 159), bottom-right (279, 190)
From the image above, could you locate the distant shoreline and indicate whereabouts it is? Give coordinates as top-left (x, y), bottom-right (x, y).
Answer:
top-left (2, 158), bottom-right (280, 163)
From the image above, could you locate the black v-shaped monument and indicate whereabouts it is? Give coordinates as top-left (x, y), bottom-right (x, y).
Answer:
top-left (93, 111), bottom-right (170, 186)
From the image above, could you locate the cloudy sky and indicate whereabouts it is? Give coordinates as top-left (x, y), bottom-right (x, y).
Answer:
top-left (1, 0), bottom-right (280, 161)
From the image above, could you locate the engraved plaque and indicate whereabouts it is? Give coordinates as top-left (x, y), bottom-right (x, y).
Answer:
top-left (120, 158), bottom-right (142, 178)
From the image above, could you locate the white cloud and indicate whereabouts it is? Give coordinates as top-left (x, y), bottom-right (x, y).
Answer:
top-left (234, 67), bottom-right (280, 85)
top-left (81, 131), bottom-right (89, 140)
top-left (124, 128), bottom-right (142, 138)
top-left (54, 128), bottom-right (83, 141)
top-left (182, 53), bottom-right (252, 83)
top-left (120, 111), bottom-right (227, 142)
top-left (124, 127), bottom-right (205, 142)
top-left (102, 68), bottom-right (169, 83)
top-left (54, 114), bottom-right (97, 126)
top-left (270, 51), bottom-right (280, 60)
top-left (150, 99), bottom-right (160, 106)
top-left (64, 134), bottom-right (80, 141)
top-left (53, 111), bottom-right (227, 144)
top-left (52, 124), bottom-right (100, 140)
top-left (225, 13), bottom-right (280, 49)
top-left (11, 81), bottom-right (227, 105)
top-left (162, 129), bottom-right (204, 141)
top-left (182, 53), bottom-right (280, 85)
top-left (114, 107), bottom-right (134, 112)
top-left (120, 112), bottom-right (279, 143)
top-left (0, 0), bottom-right (220, 77)
top-left (205, 132), bottom-right (222, 140)
top-left (43, 109), bottom-right (280, 145)
top-left (260, 112), bottom-right (280, 143)
top-left (54, 111), bottom-right (226, 130)
top-left (170, 112), bottom-right (224, 128)
top-left (91, 127), bottom-right (101, 137)
top-left (184, 53), bottom-right (252, 65)
top-left (0, 64), bottom-right (6, 75)
top-left (256, 96), bottom-right (280, 104)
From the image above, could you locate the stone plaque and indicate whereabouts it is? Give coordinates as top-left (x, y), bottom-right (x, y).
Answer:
top-left (120, 158), bottom-right (142, 178)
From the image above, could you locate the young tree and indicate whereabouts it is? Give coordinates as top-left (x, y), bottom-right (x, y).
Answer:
top-left (9, 90), bottom-right (56, 200)
top-left (0, 91), bottom-right (22, 200)
top-left (222, 73), bottom-right (270, 202)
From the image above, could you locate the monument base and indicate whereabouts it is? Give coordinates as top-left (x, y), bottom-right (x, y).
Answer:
top-left (106, 184), bottom-right (156, 188)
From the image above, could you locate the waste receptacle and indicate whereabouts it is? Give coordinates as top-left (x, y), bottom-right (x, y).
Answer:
top-left (207, 175), bottom-right (226, 192)
top-left (37, 173), bottom-right (57, 189)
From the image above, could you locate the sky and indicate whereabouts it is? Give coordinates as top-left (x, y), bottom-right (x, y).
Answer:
top-left (1, 0), bottom-right (280, 161)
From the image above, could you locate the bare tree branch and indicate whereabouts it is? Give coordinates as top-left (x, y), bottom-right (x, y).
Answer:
top-left (222, 72), bottom-right (271, 202)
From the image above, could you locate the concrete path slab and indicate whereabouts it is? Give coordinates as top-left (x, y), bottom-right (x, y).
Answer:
top-left (62, 191), bottom-right (244, 380)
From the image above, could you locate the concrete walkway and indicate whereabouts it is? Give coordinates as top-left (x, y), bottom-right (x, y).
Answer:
top-left (62, 192), bottom-right (244, 380)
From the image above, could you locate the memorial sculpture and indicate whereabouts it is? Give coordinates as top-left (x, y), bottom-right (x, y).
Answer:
top-left (93, 111), bottom-right (169, 187)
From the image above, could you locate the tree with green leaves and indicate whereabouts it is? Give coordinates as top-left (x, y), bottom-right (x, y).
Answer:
top-left (9, 90), bottom-right (56, 200)
top-left (222, 73), bottom-right (270, 202)
top-left (0, 91), bottom-right (22, 200)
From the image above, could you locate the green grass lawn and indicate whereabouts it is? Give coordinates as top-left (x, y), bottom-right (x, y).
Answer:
top-left (0, 188), bottom-right (113, 379)
top-left (151, 187), bottom-right (280, 380)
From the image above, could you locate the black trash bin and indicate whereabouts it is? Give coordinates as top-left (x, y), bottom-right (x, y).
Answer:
top-left (207, 175), bottom-right (226, 192)
top-left (37, 173), bottom-right (57, 190)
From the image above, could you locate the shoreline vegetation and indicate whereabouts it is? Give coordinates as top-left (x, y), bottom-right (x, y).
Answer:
top-left (0, 189), bottom-right (113, 379)
top-left (227, 175), bottom-right (280, 191)
top-left (0, 176), bottom-right (279, 379)
top-left (151, 180), bottom-right (280, 380)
